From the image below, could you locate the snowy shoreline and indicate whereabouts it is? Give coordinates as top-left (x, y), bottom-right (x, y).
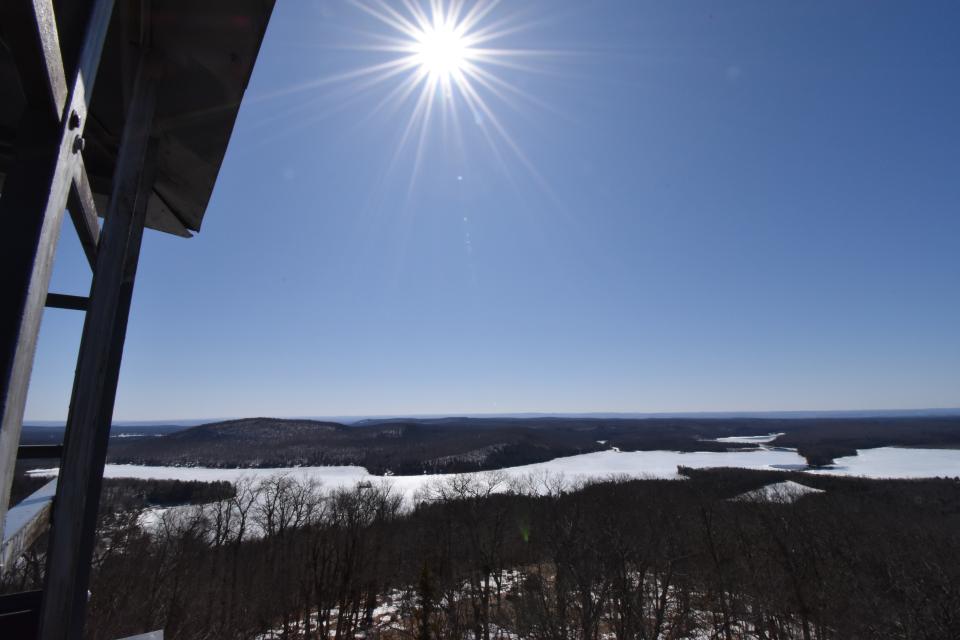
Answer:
top-left (28, 446), bottom-right (960, 503)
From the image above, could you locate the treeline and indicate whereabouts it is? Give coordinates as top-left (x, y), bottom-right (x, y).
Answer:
top-left (5, 470), bottom-right (960, 639)
top-left (100, 477), bottom-right (236, 510)
top-left (8, 468), bottom-right (235, 510)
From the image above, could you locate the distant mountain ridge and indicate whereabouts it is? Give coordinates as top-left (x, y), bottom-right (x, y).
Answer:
top-left (24, 407), bottom-right (960, 429)
top-left (105, 415), bottom-right (960, 474)
top-left (162, 417), bottom-right (346, 441)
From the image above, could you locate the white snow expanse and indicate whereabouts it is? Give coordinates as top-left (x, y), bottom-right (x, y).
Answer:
top-left (807, 446), bottom-right (960, 479)
top-left (28, 446), bottom-right (960, 504)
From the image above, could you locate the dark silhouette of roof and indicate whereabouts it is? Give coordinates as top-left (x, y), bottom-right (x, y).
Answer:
top-left (0, 0), bottom-right (275, 236)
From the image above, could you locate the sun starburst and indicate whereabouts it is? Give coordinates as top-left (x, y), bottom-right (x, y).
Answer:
top-left (333, 0), bottom-right (560, 191)
top-left (249, 1), bottom-right (561, 195)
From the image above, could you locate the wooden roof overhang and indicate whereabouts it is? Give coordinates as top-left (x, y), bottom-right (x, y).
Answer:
top-left (0, 0), bottom-right (275, 237)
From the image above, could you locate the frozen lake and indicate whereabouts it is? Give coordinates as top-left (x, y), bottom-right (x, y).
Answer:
top-left (29, 446), bottom-right (960, 503)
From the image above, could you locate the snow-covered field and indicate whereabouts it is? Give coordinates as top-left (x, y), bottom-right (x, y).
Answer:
top-left (28, 446), bottom-right (960, 503)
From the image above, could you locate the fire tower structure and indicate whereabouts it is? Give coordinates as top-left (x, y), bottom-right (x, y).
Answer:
top-left (0, 1), bottom-right (275, 637)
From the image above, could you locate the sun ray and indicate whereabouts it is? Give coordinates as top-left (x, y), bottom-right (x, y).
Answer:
top-left (457, 0), bottom-right (502, 38)
top-left (352, 0), bottom-right (422, 38)
top-left (453, 70), bottom-right (563, 206)
top-left (408, 77), bottom-right (439, 193)
top-left (402, 0), bottom-right (433, 33)
top-left (387, 71), bottom-right (436, 179)
top-left (365, 67), bottom-right (431, 123)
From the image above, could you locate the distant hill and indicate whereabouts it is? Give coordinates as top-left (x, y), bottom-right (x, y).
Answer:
top-left (20, 423), bottom-right (186, 445)
top-left (109, 416), bottom-right (629, 473)
top-left (105, 415), bottom-right (960, 474)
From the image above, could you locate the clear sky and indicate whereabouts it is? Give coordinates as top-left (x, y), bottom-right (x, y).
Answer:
top-left (26, 1), bottom-right (960, 421)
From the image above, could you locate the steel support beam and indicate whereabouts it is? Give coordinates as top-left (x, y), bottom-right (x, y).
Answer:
top-left (39, 54), bottom-right (158, 639)
top-left (0, 0), bottom-right (114, 554)
top-left (45, 293), bottom-right (90, 311)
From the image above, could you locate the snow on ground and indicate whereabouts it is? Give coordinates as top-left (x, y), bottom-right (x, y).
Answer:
top-left (496, 448), bottom-right (810, 482)
top-left (732, 480), bottom-right (825, 503)
top-left (27, 446), bottom-right (960, 504)
top-left (809, 446), bottom-right (960, 479)
top-left (28, 448), bottom-right (810, 503)
top-left (713, 432), bottom-right (785, 444)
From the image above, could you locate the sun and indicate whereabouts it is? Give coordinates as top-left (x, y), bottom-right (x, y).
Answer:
top-left (412, 21), bottom-right (470, 80)
top-left (250, 1), bottom-right (564, 195)
top-left (270, 0), bottom-right (560, 190)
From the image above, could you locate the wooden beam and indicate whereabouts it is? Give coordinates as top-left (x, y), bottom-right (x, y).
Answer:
top-left (2, 0), bottom-right (107, 271)
top-left (0, 0), bottom-right (114, 556)
top-left (16, 445), bottom-right (63, 460)
top-left (1, 2), bottom-right (106, 271)
top-left (0, 0), bottom-right (68, 117)
top-left (0, 589), bottom-right (43, 614)
top-left (0, 589), bottom-right (43, 638)
top-left (45, 293), bottom-right (89, 311)
top-left (39, 56), bottom-right (159, 640)
top-left (1, 0), bottom-right (114, 120)
top-left (68, 160), bottom-right (101, 269)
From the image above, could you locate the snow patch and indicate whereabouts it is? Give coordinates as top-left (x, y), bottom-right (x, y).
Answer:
top-left (714, 432), bottom-right (785, 444)
top-left (732, 480), bottom-right (825, 503)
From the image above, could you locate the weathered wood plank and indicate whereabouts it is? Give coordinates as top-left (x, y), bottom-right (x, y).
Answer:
top-left (39, 55), bottom-right (159, 640)
top-left (1, 479), bottom-right (56, 575)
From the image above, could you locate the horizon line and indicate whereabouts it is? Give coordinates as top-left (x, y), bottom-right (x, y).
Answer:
top-left (23, 406), bottom-right (960, 427)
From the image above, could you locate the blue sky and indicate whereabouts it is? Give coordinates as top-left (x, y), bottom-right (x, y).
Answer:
top-left (27, 1), bottom-right (960, 421)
